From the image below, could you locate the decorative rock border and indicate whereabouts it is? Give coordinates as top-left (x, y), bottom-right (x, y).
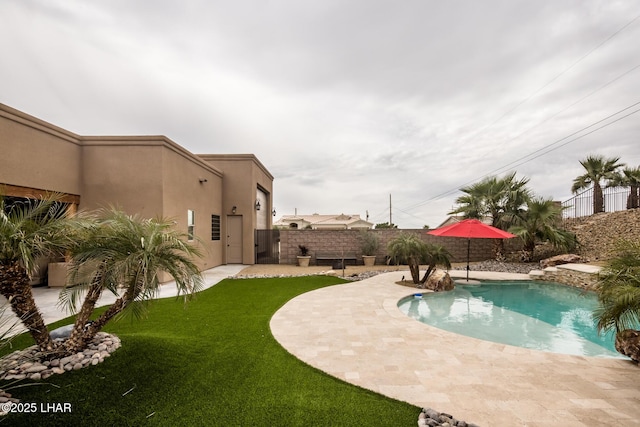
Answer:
top-left (234, 270), bottom-right (395, 281)
top-left (0, 332), bottom-right (121, 382)
top-left (418, 407), bottom-right (479, 426)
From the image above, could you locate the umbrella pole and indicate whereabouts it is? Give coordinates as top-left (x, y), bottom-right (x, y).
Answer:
top-left (466, 238), bottom-right (470, 281)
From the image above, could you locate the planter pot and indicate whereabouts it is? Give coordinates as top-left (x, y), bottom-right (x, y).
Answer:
top-left (48, 262), bottom-right (70, 287)
top-left (297, 256), bottom-right (311, 267)
top-left (362, 255), bottom-right (376, 267)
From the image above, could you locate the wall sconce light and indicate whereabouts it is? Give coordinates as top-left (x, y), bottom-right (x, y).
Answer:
top-left (255, 199), bottom-right (261, 211)
top-left (232, 206), bottom-right (237, 214)
top-left (272, 209), bottom-right (276, 217)
top-left (199, 178), bottom-right (208, 183)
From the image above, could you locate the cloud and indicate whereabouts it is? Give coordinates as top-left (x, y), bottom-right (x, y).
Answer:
top-left (2, 0), bottom-right (640, 228)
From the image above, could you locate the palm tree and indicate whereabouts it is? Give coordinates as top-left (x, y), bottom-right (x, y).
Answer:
top-left (450, 172), bottom-right (531, 258)
top-left (419, 243), bottom-right (452, 286)
top-left (593, 240), bottom-right (640, 360)
top-left (59, 209), bottom-right (204, 355)
top-left (387, 233), bottom-right (451, 285)
top-left (609, 166), bottom-right (640, 210)
top-left (508, 198), bottom-right (577, 262)
top-left (571, 155), bottom-right (624, 214)
top-left (450, 172), bottom-right (530, 227)
top-left (0, 195), bottom-right (73, 351)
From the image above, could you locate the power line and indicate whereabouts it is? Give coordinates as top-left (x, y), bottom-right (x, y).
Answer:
top-left (475, 100), bottom-right (640, 180)
top-left (494, 105), bottom-right (640, 172)
top-left (463, 12), bottom-right (640, 143)
top-left (400, 100), bottom-right (640, 212)
top-left (503, 63), bottom-right (640, 148)
top-left (377, 14), bottom-right (640, 225)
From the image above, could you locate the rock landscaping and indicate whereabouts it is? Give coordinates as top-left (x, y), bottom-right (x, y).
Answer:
top-left (452, 260), bottom-right (537, 275)
top-left (418, 407), bottom-right (479, 427)
top-left (235, 269), bottom-right (396, 281)
top-left (564, 209), bottom-right (640, 262)
top-left (0, 332), bottom-right (121, 382)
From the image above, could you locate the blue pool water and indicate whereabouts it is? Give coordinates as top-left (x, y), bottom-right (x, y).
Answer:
top-left (397, 281), bottom-right (623, 358)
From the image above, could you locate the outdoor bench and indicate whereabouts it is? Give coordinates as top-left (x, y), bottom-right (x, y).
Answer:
top-left (315, 252), bottom-right (358, 268)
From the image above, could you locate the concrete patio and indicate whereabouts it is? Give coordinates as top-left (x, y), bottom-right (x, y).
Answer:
top-left (270, 270), bottom-right (640, 426)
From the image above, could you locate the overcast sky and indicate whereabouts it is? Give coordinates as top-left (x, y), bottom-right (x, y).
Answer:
top-left (2, 0), bottom-right (639, 228)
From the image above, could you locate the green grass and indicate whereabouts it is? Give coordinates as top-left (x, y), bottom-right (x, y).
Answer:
top-left (1, 276), bottom-right (419, 426)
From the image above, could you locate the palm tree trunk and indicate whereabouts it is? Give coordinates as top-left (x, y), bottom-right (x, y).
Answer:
top-left (408, 259), bottom-right (420, 284)
top-left (87, 295), bottom-right (128, 335)
top-left (628, 184), bottom-right (639, 209)
top-left (420, 265), bottom-right (435, 285)
top-left (62, 281), bottom-right (104, 355)
top-left (0, 261), bottom-right (56, 352)
top-left (593, 183), bottom-right (604, 213)
top-left (62, 292), bottom-right (129, 355)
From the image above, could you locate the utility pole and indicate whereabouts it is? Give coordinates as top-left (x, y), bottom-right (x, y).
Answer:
top-left (389, 194), bottom-right (392, 226)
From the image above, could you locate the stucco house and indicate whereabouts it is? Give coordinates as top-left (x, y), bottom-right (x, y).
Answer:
top-left (274, 213), bottom-right (373, 230)
top-left (0, 103), bottom-right (274, 276)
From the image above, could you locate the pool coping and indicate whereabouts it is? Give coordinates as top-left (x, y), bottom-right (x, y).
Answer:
top-left (270, 271), bottom-right (640, 426)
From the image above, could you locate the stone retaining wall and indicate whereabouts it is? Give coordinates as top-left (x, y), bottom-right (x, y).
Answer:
top-left (279, 229), bottom-right (523, 265)
top-left (530, 264), bottom-right (601, 290)
top-left (564, 208), bottom-right (640, 262)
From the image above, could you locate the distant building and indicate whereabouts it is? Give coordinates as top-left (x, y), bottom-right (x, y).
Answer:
top-left (274, 213), bottom-right (373, 230)
top-left (0, 103), bottom-right (273, 271)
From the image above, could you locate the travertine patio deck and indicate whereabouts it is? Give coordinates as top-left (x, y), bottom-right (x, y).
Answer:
top-left (270, 271), bottom-right (640, 426)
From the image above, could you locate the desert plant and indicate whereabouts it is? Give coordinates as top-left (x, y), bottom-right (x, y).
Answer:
top-left (359, 231), bottom-right (380, 256)
top-left (593, 239), bottom-right (640, 360)
top-left (0, 194), bottom-right (75, 352)
top-left (58, 209), bottom-right (203, 355)
top-left (508, 197), bottom-right (577, 261)
top-left (609, 165), bottom-right (640, 210)
top-left (571, 155), bottom-right (624, 214)
top-left (387, 233), bottom-right (451, 285)
top-left (450, 172), bottom-right (531, 259)
top-left (374, 222), bottom-right (397, 229)
top-left (594, 240), bottom-right (640, 334)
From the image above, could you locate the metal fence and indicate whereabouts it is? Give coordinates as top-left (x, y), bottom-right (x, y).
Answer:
top-left (254, 229), bottom-right (280, 264)
top-left (562, 186), bottom-right (631, 219)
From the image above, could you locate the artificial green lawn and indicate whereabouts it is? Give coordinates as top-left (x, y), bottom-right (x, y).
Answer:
top-left (2, 276), bottom-right (419, 426)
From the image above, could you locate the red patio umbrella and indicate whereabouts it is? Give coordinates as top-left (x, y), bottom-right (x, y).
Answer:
top-left (427, 219), bottom-right (516, 281)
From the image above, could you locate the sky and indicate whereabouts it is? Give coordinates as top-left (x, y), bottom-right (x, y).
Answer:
top-left (1, 0), bottom-right (639, 228)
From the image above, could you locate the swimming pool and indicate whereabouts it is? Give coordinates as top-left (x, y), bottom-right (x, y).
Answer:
top-left (397, 281), bottom-right (623, 358)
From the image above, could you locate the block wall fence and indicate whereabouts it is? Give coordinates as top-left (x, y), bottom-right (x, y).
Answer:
top-left (278, 229), bottom-right (523, 265)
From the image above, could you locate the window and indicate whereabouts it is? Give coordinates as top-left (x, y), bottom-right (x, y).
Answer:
top-left (211, 214), bottom-right (221, 240)
top-left (187, 210), bottom-right (195, 241)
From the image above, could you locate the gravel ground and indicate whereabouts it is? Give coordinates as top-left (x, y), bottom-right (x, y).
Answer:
top-left (236, 260), bottom-right (537, 280)
top-left (452, 260), bottom-right (538, 275)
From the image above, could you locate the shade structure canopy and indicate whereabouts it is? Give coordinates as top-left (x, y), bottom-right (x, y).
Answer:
top-left (427, 219), bottom-right (516, 281)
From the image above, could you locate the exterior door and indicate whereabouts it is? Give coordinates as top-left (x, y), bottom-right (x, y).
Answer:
top-left (227, 215), bottom-right (243, 264)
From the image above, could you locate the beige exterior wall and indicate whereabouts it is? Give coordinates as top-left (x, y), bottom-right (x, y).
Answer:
top-left (79, 136), bottom-right (225, 270)
top-left (0, 104), bottom-right (83, 197)
top-left (161, 143), bottom-right (225, 269)
top-left (200, 154), bottom-right (274, 264)
top-left (1, 103), bottom-right (274, 272)
top-left (80, 138), bottom-right (165, 215)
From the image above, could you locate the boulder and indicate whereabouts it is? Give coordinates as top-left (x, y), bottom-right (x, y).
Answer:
top-left (424, 270), bottom-right (454, 292)
top-left (50, 324), bottom-right (74, 340)
top-left (615, 329), bottom-right (640, 362)
top-left (540, 254), bottom-right (582, 269)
